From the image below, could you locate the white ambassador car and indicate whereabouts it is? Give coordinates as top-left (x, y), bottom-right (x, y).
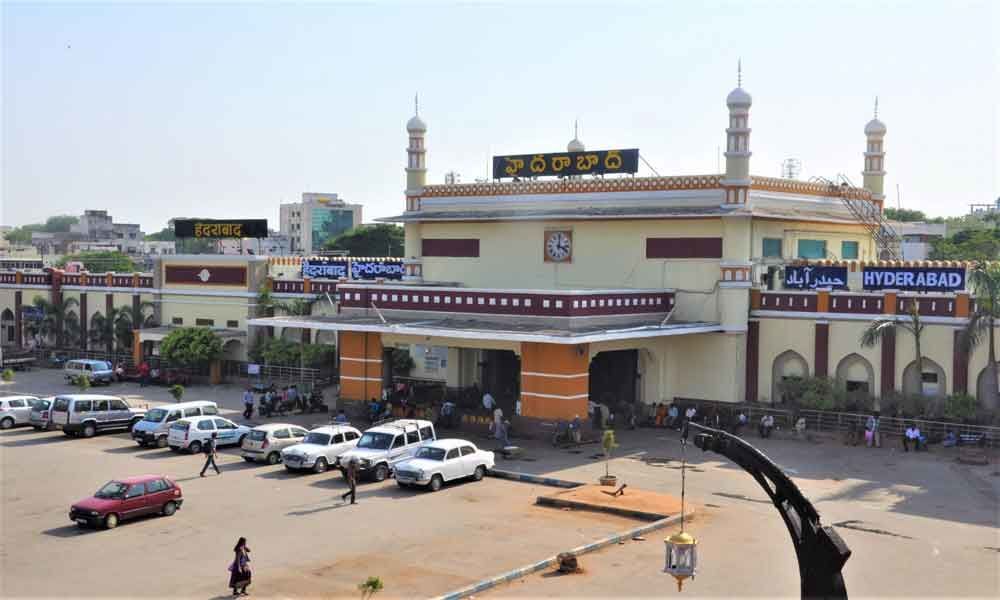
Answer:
top-left (281, 425), bottom-right (361, 473)
top-left (393, 439), bottom-right (495, 492)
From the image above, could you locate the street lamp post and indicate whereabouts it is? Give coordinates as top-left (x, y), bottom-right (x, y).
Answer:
top-left (688, 423), bottom-right (852, 599)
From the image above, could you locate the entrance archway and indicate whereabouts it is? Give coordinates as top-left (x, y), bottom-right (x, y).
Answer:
top-left (835, 353), bottom-right (874, 408)
top-left (975, 364), bottom-right (998, 410)
top-left (589, 350), bottom-right (638, 414)
top-left (772, 350), bottom-right (808, 404)
top-left (1, 308), bottom-right (14, 346)
top-left (902, 358), bottom-right (946, 399)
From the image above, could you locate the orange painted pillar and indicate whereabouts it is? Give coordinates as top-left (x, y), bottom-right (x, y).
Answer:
top-left (132, 330), bottom-right (142, 366)
top-left (520, 342), bottom-right (589, 420)
top-left (339, 331), bottom-right (383, 401)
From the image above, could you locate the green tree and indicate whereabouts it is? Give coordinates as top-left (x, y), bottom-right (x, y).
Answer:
top-left (147, 221), bottom-right (216, 254)
top-left (959, 263), bottom-right (1000, 410)
top-left (31, 296), bottom-right (80, 348)
top-left (169, 384), bottom-right (185, 402)
top-left (861, 300), bottom-right (925, 406)
top-left (883, 208), bottom-right (928, 222)
top-left (929, 229), bottom-right (1000, 261)
top-left (3, 227), bottom-right (37, 245)
top-left (160, 327), bottom-right (223, 369)
top-left (57, 251), bottom-right (135, 273)
top-left (42, 215), bottom-right (79, 232)
top-left (323, 224), bottom-right (404, 257)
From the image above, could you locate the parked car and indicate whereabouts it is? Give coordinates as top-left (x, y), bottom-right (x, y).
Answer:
top-left (0, 395), bottom-right (41, 429)
top-left (242, 423), bottom-right (310, 465)
top-left (281, 425), bottom-right (361, 473)
top-left (69, 475), bottom-right (183, 529)
top-left (167, 416), bottom-right (250, 454)
top-left (50, 394), bottom-right (146, 438)
top-left (64, 359), bottom-right (115, 385)
top-left (338, 419), bottom-right (436, 482)
top-left (131, 401), bottom-right (219, 448)
top-left (29, 396), bottom-right (58, 430)
top-left (394, 439), bottom-right (495, 491)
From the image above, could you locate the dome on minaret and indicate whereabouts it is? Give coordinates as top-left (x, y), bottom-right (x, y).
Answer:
top-left (406, 114), bottom-right (427, 133)
top-left (726, 87), bottom-right (752, 108)
top-left (864, 118), bottom-right (886, 136)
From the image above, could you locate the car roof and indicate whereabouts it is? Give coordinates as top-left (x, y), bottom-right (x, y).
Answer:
top-left (367, 419), bottom-right (433, 433)
top-left (55, 394), bottom-right (122, 401)
top-left (310, 424), bottom-right (359, 434)
top-left (113, 474), bottom-right (169, 484)
top-left (0, 395), bottom-right (40, 401)
top-left (67, 359), bottom-right (110, 365)
top-left (424, 438), bottom-right (474, 450)
top-left (159, 401), bottom-right (216, 410)
top-left (253, 423), bottom-right (299, 432)
top-left (177, 415), bottom-right (230, 424)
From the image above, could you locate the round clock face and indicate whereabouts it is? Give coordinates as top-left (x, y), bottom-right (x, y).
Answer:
top-left (545, 231), bottom-right (572, 262)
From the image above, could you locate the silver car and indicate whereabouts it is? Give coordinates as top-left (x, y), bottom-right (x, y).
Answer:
top-left (0, 396), bottom-right (40, 429)
top-left (29, 396), bottom-right (58, 430)
top-left (241, 423), bottom-right (310, 465)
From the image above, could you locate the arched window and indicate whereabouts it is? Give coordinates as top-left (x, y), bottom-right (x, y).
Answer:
top-left (902, 358), bottom-right (947, 399)
top-left (771, 350), bottom-right (809, 404)
top-left (835, 353), bottom-right (875, 407)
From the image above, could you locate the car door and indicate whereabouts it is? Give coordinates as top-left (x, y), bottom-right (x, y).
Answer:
top-left (387, 434), bottom-right (408, 466)
top-left (213, 418), bottom-right (239, 445)
top-left (459, 445), bottom-right (478, 477)
top-left (325, 432), bottom-right (345, 461)
top-left (196, 419), bottom-right (216, 445)
top-left (143, 479), bottom-right (170, 512)
top-left (121, 483), bottom-right (148, 519)
top-left (92, 398), bottom-right (110, 430)
top-left (443, 448), bottom-right (463, 480)
top-left (109, 398), bottom-right (130, 429)
top-left (332, 430), bottom-right (359, 459)
top-left (7, 399), bottom-right (30, 424)
top-left (271, 428), bottom-right (291, 451)
top-left (21, 398), bottom-right (41, 422)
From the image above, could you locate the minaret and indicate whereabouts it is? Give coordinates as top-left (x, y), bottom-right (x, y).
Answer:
top-left (862, 97), bottom-right (887, 202)
top-left (567, 120), bottom-right (585, 152)
top-left (722, 60), bottom-right (752, 205)
top-left (403, 94), bottom-right (427, 282)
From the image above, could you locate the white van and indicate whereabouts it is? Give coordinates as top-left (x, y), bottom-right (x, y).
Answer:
top-left (131, 401), bottom-right (219, 448)
top-left (50, 394), bottom-right (146, 438)
top-left (63, 360), bottom-right (115, 385)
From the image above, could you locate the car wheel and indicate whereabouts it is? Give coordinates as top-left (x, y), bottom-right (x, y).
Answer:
top-left (267, 452), bottom-right (281, 465)
top-left (373, 463), bottom-right (389, 482)
top-left (429, 474), bottom-right (443, 492)
top-left (473, 465), bottom-right (486, 481)
top-left (33, 425), bottom-right (43, 431)
top-left (137, 440), bottom-right (147, 448)
top-left (243, 457), bottom-right (255, 463)
top-left (188, 441), bottom-right (202, 454)
top-left (82, 423), bottom-right (96, 438)
top-left (397, 481), bottom-right (410, 489)
top-left (1, 417), bottom-right (14, 430)
top-left (127, 419), bottom-right (140, 432)
top-left (313, 457), bottom-right (328, 473)
top-left (238, 434), bottom-right (247, 446)
top-left (104, 513), bottom-right (119, 529)
top-left (63, 430), bottom-right (75, 437)
top-left (161, 501), bottom-right (177, 517)
top-left (156, 436), bottom-right (167, 449)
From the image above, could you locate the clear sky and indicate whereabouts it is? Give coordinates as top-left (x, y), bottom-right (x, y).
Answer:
top-left (2, 1), bottom-right (997, 232)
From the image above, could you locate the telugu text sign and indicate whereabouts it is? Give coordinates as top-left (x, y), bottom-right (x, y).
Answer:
top-left (174, 219), bottom-right (268, 239)
top-left (492, 149), bottom-right (639, 179)
top-left (784, 266), bottom-right (849, 290)
top-left (862, 267), bottom-right (965, 292)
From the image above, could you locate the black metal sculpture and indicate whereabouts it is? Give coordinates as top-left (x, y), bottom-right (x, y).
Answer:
top-left (688, 423), bottom-right (851, 599)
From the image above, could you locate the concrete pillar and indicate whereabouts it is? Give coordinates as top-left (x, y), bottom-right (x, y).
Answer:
top-left (519, 342), bottom-right (589, 420)
top-left (814, 322), bottom-right (829, 377)
top-left (339, 331), bottom-right (383, 401)
top-left (953, 329), bottom-right (968, 395)
top-left (79, 293), bottom-right (88, 350)
top-left (14, 291), bottom-right (22, 347)
top-left (745, 320), bottom-right (760, 403)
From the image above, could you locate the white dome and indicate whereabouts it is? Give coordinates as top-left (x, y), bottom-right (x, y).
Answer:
top-left (864, 118), bottom-right (886, 136)
top-left (567, 137), bottom-right (585, 152)
top-left (406, 114), bottom-right (427, 133)
top-left (726, 87), bottom-right (752, 108)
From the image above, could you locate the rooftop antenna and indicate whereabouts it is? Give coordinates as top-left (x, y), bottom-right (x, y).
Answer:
top-left (737, 58), bottom-right (742, 87)
top-left (414, 92), bottom-right (419, 116)
top-left (873, 96), bottom-right (879, 119)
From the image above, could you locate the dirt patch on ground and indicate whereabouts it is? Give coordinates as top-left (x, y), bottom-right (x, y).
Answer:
top-left (541, 484), bottom-right (686, 518)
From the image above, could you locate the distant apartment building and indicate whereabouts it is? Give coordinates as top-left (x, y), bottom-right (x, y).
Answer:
top-left (887, 221), bottom-right (947, 261)
top-left (969, 197), bottom-right (1000, 215)
top-left (280, 193), bottom-right (363, 255)
top-left (69, 209), bottom-right (144, 254)
top-left (140, 241), bottom-right (176, 256)
top-left (217, 232), bottom-right (292, 256)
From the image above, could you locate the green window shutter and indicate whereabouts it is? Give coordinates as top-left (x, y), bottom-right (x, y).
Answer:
top-left (841, 241), bottom-right (859, 260)
top-left (797, 239), bottom-right (827, 259)
top-left (762, 238), bottom-right (782, 258)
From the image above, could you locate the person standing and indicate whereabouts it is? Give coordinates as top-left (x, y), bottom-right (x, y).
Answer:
top-left (866, 412), bottom-right (881, 448)
top-left (138, 361), bottom-right (150, 388)
top-left (200, 432), bottom-right (221, 477)
top-left (242, 388), bottom-right (254, 420)
top-left (482, 390), bottom-right (495, 413)
top-left (341, 457), bottom-right (358, 505)
top-left (228, 537), bottom-right (251, 596)
top-left (493, 405), bottom-right (504, 434)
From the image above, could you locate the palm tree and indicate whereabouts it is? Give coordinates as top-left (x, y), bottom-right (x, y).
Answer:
top-left (861, 298), bottom-right (926, 403)
top-left (88, 311), bottom-right (113, 353)
top-left (959, 263), bottom-right (1000, 409)
top-left (25, 297), bottom-right (80, 348)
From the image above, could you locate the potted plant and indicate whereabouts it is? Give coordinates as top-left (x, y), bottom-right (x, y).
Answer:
top-left (75, 374), bottom-right (91, 391)
top-left (169, 384), bottom-right (185, 403)
top-left (1, 369), bottom-right (13, 383)
top-left (358, 576), bottom-right (383, 599)
top-left (599, 429), bottom-right (618, 486)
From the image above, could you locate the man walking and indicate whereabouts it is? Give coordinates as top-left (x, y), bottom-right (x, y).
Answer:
top-left (200, 432), bottom-right (221, 477)
top-left (242, 387), bottom-right (254, 419)
top-left (340, 458), bottom-right (358, 505)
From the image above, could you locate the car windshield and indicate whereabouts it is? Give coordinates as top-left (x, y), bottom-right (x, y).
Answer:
top-left (53, 398), bottom-right (69, 411)
top-left (170, 422), bottom-right (189, 431)
top-left (357, 432), bottom-right (393, 450)
top-left (144, 408), bottom-right (168, 422)
top-left (414, 447), bottom-right (446, 461)
top-left (95, 481), bottom-right (128, 499)
top-left (35, 399), bottom-right (51, 410)
top-left (303, 432), bottom-right (330, 445)
top-left (248, 430), bottom-right (268, 441)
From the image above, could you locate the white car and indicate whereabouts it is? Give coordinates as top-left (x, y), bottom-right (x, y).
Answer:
top-left (338, 419), bottom-right (436, 482)
top-left (167, 416), bottom-right (251, 454)
top-left (0, 396), bottom-right (40, 429)
top-left (242, 423), bottom-right (310, 465)
top-left (29, 396), bottom-right (58, 430)
top-left (394, 439), bottom-right (495, 492)
top-left (281, 425), bottom-right (361, 473)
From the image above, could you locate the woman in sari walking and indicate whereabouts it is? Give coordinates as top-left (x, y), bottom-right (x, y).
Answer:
top-left (229, 537), bottom-right (251, 596)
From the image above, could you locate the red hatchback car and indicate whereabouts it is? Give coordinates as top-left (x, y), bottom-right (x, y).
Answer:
top-left (69, 475), bottom-right (183, 529)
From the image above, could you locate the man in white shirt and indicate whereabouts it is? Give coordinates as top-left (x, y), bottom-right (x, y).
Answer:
top-left (482, 391), bottom-right (495, 412)
top-left (904, 425), bottom-right (923, 452)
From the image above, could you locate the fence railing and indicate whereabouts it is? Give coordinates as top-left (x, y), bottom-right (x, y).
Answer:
top-left (227, 361), bottom-right (333, 388)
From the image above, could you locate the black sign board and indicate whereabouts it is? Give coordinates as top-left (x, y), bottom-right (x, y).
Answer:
top-left (862, 267), bottom-right (965, 292)
top-left (784, 266), bottom-right (849, 290)
top-left (174, 219), bottom-right (268, 239)
top-left (492, 149), bottom-right (639, 179)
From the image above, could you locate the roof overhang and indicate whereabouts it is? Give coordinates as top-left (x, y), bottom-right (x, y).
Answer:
top-left (246, 315), bottom-right (722, 345)
top-left (137, 327), bottom-right (247, 343)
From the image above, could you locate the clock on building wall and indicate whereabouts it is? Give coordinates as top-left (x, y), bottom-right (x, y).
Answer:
top-left (544, 230), bottom-right (573, 263)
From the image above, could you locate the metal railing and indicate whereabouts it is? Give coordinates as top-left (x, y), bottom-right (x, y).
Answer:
top-left (229, 361), bottom-right (331, 388)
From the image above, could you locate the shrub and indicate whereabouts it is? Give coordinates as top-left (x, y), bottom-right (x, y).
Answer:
top-left (160, 327), bottom-right (223, 369)
top-left (1, 369), bottom-right (13, 382)
top-left (169, 384), bottom-right (185, 403)
top-left (391, 349), bottom-right (414, 376)
top-left (942, 394), bottom-right (977, 422)
top-left (75, 374), bottom-right (91, 391)
top-left (358, 576), bottom-right (383, 599)
top-left (778, 376), bottom-right (847, 411)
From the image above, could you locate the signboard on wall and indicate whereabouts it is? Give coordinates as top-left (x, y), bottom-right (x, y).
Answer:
top-left (174, 219), bottom-right (268, 239)
top-left (784, 266), bottom-right (849, 290)
top-left (492, 149), bottom-right (639, 179)
top-left (302, 260), bottom-right (349, 279)
top-left (351, 261), bottom-right (404, 280)
top-left (862, 267), bottom-right (966, 292)
top-left (301, 258), bottom-right (404, 280)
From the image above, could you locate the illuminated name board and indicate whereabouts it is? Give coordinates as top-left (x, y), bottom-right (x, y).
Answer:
top-left (174, 219), bottom-right (268, 239)
top-left (302, 258), bottom-right (404, 280)
top-left (492, 149), bottom-right (639, 179)
top-left (862, 267), bottom-right (965, 292)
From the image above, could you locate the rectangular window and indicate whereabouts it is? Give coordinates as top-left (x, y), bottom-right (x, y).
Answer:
top-left (195, 318), bottom-right (214, 327)
top-left (646, 237), bottom-right (723, 259)
top-left (227, 320), bottom-right (239, 328)
top-left (421, 238), bottom-right (480, 257)
top-left (841, 241), bottom-right (859, 260)
top-left (171, 317), bottom-right (183, 325)
top-left (797, 239), bottom-right (827, 259)
top-left (762, 238), bottom-right (782, 258)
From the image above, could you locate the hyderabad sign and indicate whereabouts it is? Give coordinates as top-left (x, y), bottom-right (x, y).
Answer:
top-left (862, 267), bottom-right (965, 292)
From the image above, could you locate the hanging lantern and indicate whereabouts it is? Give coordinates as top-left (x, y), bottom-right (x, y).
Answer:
top-left (664, 530), bottom-right (698, 590)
